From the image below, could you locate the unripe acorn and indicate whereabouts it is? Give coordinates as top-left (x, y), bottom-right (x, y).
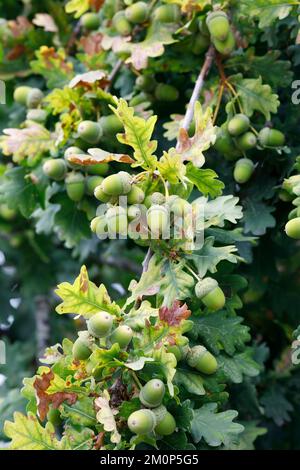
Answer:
top-left (214, 128), bottom-right (236, 156)
top-left (64, 146), bottom-right (83, 159)
top-left (233, 158), bottom-right (254, 184)
top-left (288, 208), bottom-right (299, 221)
top-left (278, 189), bottom-right (294, 203)
top-left (99, 114), bottom-right (123, 136)
top-left (155, 83), bottom-right (179, 102)
top-left (87, 311), bottom-right (113, 338)
top-left (128, 409), bottom-right (156, 435)
top-left (43, 159), bottom-right (67, 181)
top-left (26, 88), bottom-right (44, 109)
top-left (155, 412), bottom-right (176, 436)
top-left (86, 175), bottom-right (104, 196)
top-left (87, 163), bottom-right (109, 176)
top-left (81, 12), bottom-right (100, 30)
top-left (101, 171), bottom-right (132, 196)
top-left (136, 75), bottom-right (157, 92)
top-left (139, 379), bottom-right (166, 408)
top-left (236, 132), bottom-right (257, 151)
top-left (94, 185), bottom-right (111, 202)
top-left (27, 109), bottom-right (47, 123)
top-left (170, 197), bottom-right (190, 217)
top-left (149, 192), bottom-right (166, 207)
top-left (187, 345), bottom-right (218, 375)
top-left (13, 86), bottom-right (31, 105)
top-left (77, 121), bottom-right (102, 144)
top-left (106, 206), bottom-right (128, 235)
top-left (195, 277), bottom-right (226, 311)
top-left (258, 127), bottom-right (285, 147)
top-left (167, 344), bottom-right (189, 362)
top-left (91, 215), bottom-right (108, 238)
top-left (128, 205), bottom-right (141, 221)
top-left (152, 4), bottom-right (181, 23)
top-left (147, 204), bottom-right (169, 237)
top-left (285, 217), bottom-right (300, 240)
top-left (206, 11), bottom-right (230, 41)
top-left (212, 29), bottom-right (235, 55)
top-left (66, 172), bottom-right (85, 202)
top-left (72, 337), bottom-right (92, 361)
top-left (112, 11), bottom-right (132, 36)
top-left (110, 325), bottom-right (133, 348)
top-left (228, 114), bottom-right (250, 136)
top-left (127, 185), bottom-right (145, 205)
top-left (192, 33), bottom-right (210, 55)
top-left (125, 2), bottom-right (149, 24)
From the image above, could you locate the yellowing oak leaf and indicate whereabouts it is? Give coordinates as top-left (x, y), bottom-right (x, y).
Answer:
top-left (0, 124), bottom-right (55, 163)
top-left (95, 390), bottom-right (121, 444)
top-left (177, 102), bottom-right (217, 167)
top-left (157, 149), bottom-right (187, 185)
top-left (55, 265), bottom-right (121, 318)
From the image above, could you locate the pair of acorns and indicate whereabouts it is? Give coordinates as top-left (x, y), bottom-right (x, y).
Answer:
top-left (14, 85), bottom-right (44, 109)
top-left (72, 311), bottom-right (134, 361)
top-left (206, 11), bottom-right (235, 56)
top-left (112, 3), bottom-right (180, 36)
top-left (132, 74), bottom-right (179, 104)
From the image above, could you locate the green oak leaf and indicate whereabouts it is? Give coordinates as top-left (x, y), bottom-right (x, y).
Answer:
top-left (218, 349), bottom-right (261, 384)
top-left (186, 163), bottom-right (224, 198)
top-left (175, 368), bottom-right (206, 396)
top-left (242, 199), bottom-right (276, 235)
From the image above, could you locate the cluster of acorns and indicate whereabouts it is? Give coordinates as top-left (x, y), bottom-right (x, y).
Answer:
top-left (214, 113), bottom-right (285, 184)
top-left (71, 309), bottom-right (218, 437)
top-left (280, 175), bottom-right (300, 240)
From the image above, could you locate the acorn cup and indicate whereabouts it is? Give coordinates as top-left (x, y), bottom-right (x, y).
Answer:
top-left (233, 158), bottom-right (255, 184)
top-left (187, 345), bottom-right (218, 375)
top-left (43, 159), bottom-right (67, 181)
top-left (206, 11), bottom-right (230, 41)
top-left (139, 379), bottom-right (166, 408)
top-left (128, 409), bottom-right (156, 435)
top-left (65, 172), bottom-right (85, 202)
top-left (26, 88), bottom-right (44, 108)
top-left (285, 217), bottom-right (300, 240)
top-left (195, 277), bottom-right (226, 311)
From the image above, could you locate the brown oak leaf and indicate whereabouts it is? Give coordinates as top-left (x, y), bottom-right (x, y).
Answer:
top-left (159, 300), bottom-right (191, 326)
top-left (79, 34), bottom-right (103, 55)
top-left (34, 370), bottom-right (77, 421)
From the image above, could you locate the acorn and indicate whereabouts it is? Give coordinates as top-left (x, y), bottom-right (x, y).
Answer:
top-left (195, 277), bottom-right (226, 311)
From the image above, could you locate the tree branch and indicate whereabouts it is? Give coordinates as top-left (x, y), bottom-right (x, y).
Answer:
top-left (105, 59), bottom-right (123, 92)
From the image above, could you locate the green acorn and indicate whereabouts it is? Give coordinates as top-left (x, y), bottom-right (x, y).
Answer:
top-left (94, 185), bottom-right (111, 202)
top-left (228, 114), bottom-right (250, 136)
top-left (212, 29), bottom-right (235, 55)
top-left (214, 128), bottom-right (237, 157)
top-left (110, 325), bottom-right (133, 348)
top-left (206, 11), bottom-right (230, 41)
top-left (152, 4), bottom-right (180, 23)
top-left (192, 33), bottom-right (210, 55)
top-left (127, 185), bottom-right (145, 205)
top-left (101, 171), bottom-right (132, 196)
top-left (106, 206), bottom-right (128, 236)
top-left (258, 127), bottom-right (285, 147)
top-left (87, 311), bottom-right (113, 338)
top-left (13, 86), bottom-right (31, 105)
top-left (236, 132), bottom-right (257, 151)
top-left (187, 345), bottom-right (218, 375)
top-left (195, 277), bottom-right (226, 311)
top-left (66, 172), bottom-right (85, 202)
top-left (139, 379), bottom-right (166, 408)
top-left (26, 109), bottom-right (47, 123)
top-left (90, 215), bottom-right (108, 237)
top-left (81, 12), bottom-right (100, 30)
top-left (72, 337), bottom-right (92, 361)
top-left (167, 344), bottom-right (189, 362)
top-left (86, 176), bottom-right (104, 196)
top-left (77, 121), bottom-right (102, 144)
top-left (169, 197), bottom-right (190, 217)
top-left (128, 409), bottom-right (156, 435)
top-left (278, 189), bottom-right (294, 203)
top-left (86, 162), bottom-right (109, 176)
top-left (147, 204), bottom-right (169, 237)
top-left (125, 2), bottom-right (149, 24)
top-left (233, 158), bottom-right (255, 184)
top-left (43, 159), bottom-right (67, 181)
top-left (155, 412), bottom-right (176, 436)
top-left (155, 83), bottom-right (179, 102)
top-left (136, 75), bottom-right (157, 92)
top-left (128, 205), bottom-right (141, 221)
top-left (112, 11), bottom-right (132, 36)
top-left (26, 88), bottom-right (44, 108)
top-left (285, 217), bottom-right (300, 240)
top-left (99, 114), bottom-right (123, 136)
